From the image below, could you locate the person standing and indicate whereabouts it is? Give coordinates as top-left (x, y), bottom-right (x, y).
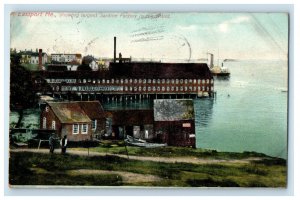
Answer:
top-left (60, 135), bottom-right (68, 154)
top-left (49, 133), bottom-right (55, 154)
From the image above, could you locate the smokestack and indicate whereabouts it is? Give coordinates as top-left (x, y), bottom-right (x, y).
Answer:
top-left (114, 37), bottom-right (116, 63)
top-left (209, 53), bottom-right (214, 68)
top-left (38, 49), bottom-right (42, 70)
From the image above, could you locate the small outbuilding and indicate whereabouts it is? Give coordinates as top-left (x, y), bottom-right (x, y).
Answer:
top-left (40, 101), bottom-right (105, 141)
top-left (153, 99), bottom-right (195, 147)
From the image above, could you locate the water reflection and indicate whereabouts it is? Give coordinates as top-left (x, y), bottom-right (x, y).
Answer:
top-left (194, 98), bottom-right (214, 128)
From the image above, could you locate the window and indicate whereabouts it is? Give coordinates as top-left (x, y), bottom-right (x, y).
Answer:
top-left (125, 86), bottom-right (128, 91)
top-left (193, 79), bottom-right (197, 84)
top-left (157, 87), bottom-right (160, 91)
top-left (180, 79), bottom-right (183, 84)
top-left (211, 79), bottom-right (214, 84)
top-left (73, 124), bottom-right (79, 134)
top-left (162, 79), bottom-right (165, 84)
top-left (83, 79), bottom-right (86, 83)
top-left (166, 86), bottom-right (170, 91)
top-left (198, 79), bottom-right (201, 84)
top-left (116, 79), bottom-right (119, 84)
top-left (171, 79), bottom-right (175, 84)
top-left (157, 79), bottom-right (161, 84)
top-left (189, 79), bottom-right (192, 84)
top-left (45, 106), bottom-right (49, 112)
top-left (138, 86), bottom-right (142, 91)
top-left (139, 79), bottom-right (142, 83)
top-left (176, 79), bottom-right (179, 84)
top-left (82, 124), bottom-right (88, 134)
top-left (92, 120), bottom-right (97, 130)
top-left (120, 79), bottom-right (124, 84)
top-left (166, 79), bottom-right (170, 84)
top-left (107, 79), bottom-right (110, 84)
top-left (134, 79), bottom-right (137, 84)
top-left (143, 86), bottom-right (146, 91)
top-left (184, 79), bottom-right (188, 84)
top-left (111, 79), bottom-right (114, 84)
top-left (52, 121), bottom-right (56, 130)
top-left (153, 79), bottom-right (156, 84)
top-left (125, 79), bottom-right (128, 83)
top-left (152, 86), bottom-right (156, 91)
top-left (162, 86), bottom-right (165, 91)
top-left (43, 117), bottom-right (46, 129)
top-left (148, 79), bottom-right (151, 84)
top-left (148, 86), bottom-right (151, 91)
top-left (143, 79), bottom-right (146, 84)
top-left (129, 79), bottom-right (132, 83)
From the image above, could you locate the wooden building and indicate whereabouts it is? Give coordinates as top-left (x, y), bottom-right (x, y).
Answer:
top-left (105, 109), bottom-right (154, 140)
top-left (153, 99), bottom-right (195, 147)
top-left (40, 101), bottom-right (105, 141)
top-left (32, 61), bottom-right (214, 101)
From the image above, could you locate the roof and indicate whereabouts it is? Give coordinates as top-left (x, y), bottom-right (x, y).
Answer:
top-left (51, 53), bottom-right (82, 58)
top-left (77, 101), bottom-right (105, 119)
top-left (34, 62), bottom-right (212, 79)
top-left (48, 102), bottom-right (91, 123)
top-left (107, 110), bottom-right (153, 125)
top-left (154, 99), bottom-right (195, 121)
top-left (109, 62), bottom-right (212, 79)
top-left (19, 51), bottom-right (47, 57)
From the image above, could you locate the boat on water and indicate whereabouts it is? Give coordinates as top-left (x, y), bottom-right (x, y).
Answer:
top-left (207, 53), bottom-right (230, 77)
top-left (124, 135), bottom-right (167, 148)
top-left (210, 65), bottom-right (230, 77)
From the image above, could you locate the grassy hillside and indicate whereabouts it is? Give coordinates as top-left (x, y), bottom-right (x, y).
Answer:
top-left (9, 149), bottom-right (286, 187)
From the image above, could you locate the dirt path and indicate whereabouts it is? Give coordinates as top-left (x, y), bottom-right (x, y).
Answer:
top-left (10, 148), bottom-right (262, 165)
top-left (67, 169), bottom-right (163, 184)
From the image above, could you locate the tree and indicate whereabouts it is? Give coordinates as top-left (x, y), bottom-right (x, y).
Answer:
top-left (10, 53), bottom-right (37, 127)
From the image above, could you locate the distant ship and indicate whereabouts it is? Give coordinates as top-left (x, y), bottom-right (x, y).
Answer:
top-left (207, 53), bottom-right (230, 77)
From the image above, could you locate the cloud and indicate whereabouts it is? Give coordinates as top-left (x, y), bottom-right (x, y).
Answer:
top-left (175, 25), bottom-right (198, 31)
top-left (218, 16), bottom-right (250, 33)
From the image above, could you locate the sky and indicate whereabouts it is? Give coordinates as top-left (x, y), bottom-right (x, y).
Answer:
top-left (10, 12), bottom-right (288, 61)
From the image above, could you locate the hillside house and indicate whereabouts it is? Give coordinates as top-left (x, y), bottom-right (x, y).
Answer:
top-left (40, 101), bottom-right (105, 141)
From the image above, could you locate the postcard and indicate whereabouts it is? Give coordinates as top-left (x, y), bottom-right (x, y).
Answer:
top-left (9, 12), bottom-right (288, 187)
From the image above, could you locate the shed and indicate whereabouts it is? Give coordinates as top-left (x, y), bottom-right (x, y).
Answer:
top-left (153, 99), bottom-right (195, 147)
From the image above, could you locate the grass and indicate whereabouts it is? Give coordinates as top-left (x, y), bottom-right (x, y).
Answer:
top-left (9, 150), bottom-right (287, 187)
top-left (71, 141), bottom-right (281, 160)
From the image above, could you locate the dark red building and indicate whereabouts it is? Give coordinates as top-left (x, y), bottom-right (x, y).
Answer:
top-left (40, 101), bottom-right (105, 141)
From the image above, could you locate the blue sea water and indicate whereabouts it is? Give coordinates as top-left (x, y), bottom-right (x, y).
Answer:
top-left (194, 60), bottom-right (288, 159)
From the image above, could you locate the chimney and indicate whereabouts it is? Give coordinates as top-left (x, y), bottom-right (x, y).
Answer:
top-left (209, 53), bottom-right (214, 68)
top-left (38, 49), bottom-right (42, 70)
top-left (119, 53), bottom-right (122, 63)
top-left (114, 36), bottom-right (116, 63)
